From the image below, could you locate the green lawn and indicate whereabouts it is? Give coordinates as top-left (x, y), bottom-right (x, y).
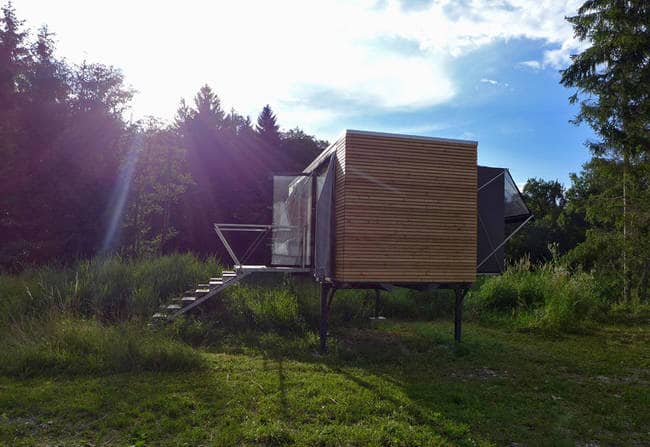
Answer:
top-left (1, 321), bottom-right (648, 446)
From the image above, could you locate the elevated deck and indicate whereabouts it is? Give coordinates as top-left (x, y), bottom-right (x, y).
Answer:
top-left (235, 265), bottom-right (311, 274)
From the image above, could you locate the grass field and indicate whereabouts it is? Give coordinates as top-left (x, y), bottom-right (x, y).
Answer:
top-left (1, 320), bottom-right (648, 446)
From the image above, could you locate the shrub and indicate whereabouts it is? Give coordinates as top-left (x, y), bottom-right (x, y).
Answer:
top-left (467, 259), bottom-right (606, 332)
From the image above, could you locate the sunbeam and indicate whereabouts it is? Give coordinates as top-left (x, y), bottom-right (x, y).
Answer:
top-left (100, 134), bottom-right (143, 254)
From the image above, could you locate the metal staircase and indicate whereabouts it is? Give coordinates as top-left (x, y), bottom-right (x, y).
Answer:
top-left (152, 269), bottom-right (247, 322)
top-left (152, 217), bottom-right (312, 322)
top-left (152, 265), bottom-right (309, 322)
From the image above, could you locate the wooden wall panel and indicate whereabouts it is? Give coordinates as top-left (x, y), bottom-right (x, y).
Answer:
top-left (335, 130), bottom-right (477, 283)
top-left (330, 136), bottom-right (347, 281)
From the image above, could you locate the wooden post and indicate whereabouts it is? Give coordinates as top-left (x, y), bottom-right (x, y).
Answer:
top-left (319, 283), bottom-right (333, 353)
top-left (454, 287), bottom-right (466, 343)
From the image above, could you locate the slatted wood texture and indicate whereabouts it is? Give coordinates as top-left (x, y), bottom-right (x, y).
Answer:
top-left (334, 130), bottom-right (477, 283)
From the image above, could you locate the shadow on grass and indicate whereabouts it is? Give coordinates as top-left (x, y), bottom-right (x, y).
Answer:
top-left (195, 319), bottom-right (650, 446)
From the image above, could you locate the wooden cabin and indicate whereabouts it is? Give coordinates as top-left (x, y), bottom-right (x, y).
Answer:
top-left (200, 129), bottom-right (531, 350)
top-left (301, 130), bottom-right (478, 285)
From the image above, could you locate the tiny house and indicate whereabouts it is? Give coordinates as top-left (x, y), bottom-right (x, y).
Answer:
top-left (303, 130), bottom-right (478, 284)
top-left (266, 130), bottom-right (530, 350)
top-left (161, 129), bottom-right (531, 351)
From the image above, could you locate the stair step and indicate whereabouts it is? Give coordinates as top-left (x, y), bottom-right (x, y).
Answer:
top-left (181, 296), bottom-right (197, 304)
top-left (222, 272), bottom-right (236, 277)
top-left (172, 297), bottom-right (182, 302)
top-left (209, 280), bottom-right (223, 285)
top-left (166, 304), bottom-right (182, 310)
top-left (209, 277), bottom-right (223, 282)
top-left (195, 288), bottom-right (211, 294)
top-left (197, 283), bottom-right (211, 288)
top-left (152, 313), bottom-right (167, 319)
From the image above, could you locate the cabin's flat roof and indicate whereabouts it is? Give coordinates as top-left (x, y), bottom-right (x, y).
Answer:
top-left (303, 129), bottom-right (478, 174)
top-left (346, 129), bottom-right (478, 146)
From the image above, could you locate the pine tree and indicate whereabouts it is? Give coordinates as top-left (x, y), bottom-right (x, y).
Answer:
top-left (0, 1), bottom-right (28, 148)
top-left (561, 0), bottom-right (650, 302)
top-left (193, 84), bottom-right (225, 129)
top-left (256, 104), bottom-right (281, 148)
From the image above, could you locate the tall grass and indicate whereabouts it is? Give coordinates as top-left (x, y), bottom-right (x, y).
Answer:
top-left (2, 251), bottom-right (633, 369)
top-left (0, 318), bottom-right (205, 377)
top-left (0, 253), bottom-right (218, 324)
top-left (466, 257), bottom-right (607, 332)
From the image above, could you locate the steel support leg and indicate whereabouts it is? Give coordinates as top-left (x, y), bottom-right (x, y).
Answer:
top-left (319, 284), bottom-right (335, 353)
top-left (374, 289), bottom-right (381, 318)
top-left (454, 287), bottom-right (466, 343)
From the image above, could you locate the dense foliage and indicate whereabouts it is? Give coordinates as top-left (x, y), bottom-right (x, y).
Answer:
top-left (506, 0), bottom-right (650, 304)
top-left (560, 0), bottom-right (650, 302)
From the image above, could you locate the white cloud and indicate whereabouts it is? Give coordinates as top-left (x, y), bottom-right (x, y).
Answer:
top-left (480, 78), bottom-right (499, 85)
top-left (518, 37), bottom-right (587, 70)
top-left (518, 60), bottom-right (543, 70)
top-left (14, 0), bottom-right (585, 135)
top-left (543, 38), bottom-right (586, 68)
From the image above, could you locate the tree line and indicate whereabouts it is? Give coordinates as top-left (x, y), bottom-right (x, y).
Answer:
top-left (0, 3), bottom-right (325, 270)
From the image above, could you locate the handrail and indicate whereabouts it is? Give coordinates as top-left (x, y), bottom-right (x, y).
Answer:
top-left (213, 223), bottom-right (309, 268)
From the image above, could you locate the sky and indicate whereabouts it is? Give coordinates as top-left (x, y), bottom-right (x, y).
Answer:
top-left (13, 0), bottom-right (595, 186)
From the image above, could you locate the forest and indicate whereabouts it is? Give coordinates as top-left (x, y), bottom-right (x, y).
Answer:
top-left (0, 3), bottom-right (326, 270)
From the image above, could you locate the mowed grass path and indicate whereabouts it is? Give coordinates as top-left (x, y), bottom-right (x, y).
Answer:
top-left (1, 321), bottom-right (648, 446)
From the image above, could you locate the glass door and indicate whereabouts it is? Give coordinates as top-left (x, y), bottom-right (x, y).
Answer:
top-left (271, 175), bottom-right (313, 267)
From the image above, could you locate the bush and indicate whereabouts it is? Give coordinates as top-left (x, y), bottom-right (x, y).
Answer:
top-left (0, 318), bottom-right (205, 378)
top-left (467, 258), bottom-right (606, 332)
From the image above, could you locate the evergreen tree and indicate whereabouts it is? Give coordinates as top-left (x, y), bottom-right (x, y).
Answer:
top-left (256, 104), bottom-right (281, 148)
top-left (193, 84), bottom-right (225, 130)
top-left (0, 1), bottom-right (28, 156)
top-left (561, 0), bottom-right (650, 302)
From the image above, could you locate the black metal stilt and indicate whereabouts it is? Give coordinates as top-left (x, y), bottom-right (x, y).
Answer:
top-left (374, 289), bottom-right (381, 318)
top-left (319, 283), bottom-right (333, 353)
top-left (454, 287), bottom-right (466, 343)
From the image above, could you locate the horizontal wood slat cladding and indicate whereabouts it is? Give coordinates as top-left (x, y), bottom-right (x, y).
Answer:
top-left (334, 130), bottom-right (477, 283)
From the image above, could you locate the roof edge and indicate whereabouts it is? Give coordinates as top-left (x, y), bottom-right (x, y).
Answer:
top-left (302, 130), bottom-right (346, 174)
top-left (346, 129), bottom-right (478, 146)
top-left (302, 129), bottom-right (479, 174)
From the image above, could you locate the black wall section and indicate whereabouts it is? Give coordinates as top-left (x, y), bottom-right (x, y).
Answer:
top-left (477, 166), bottom-right (505, 274)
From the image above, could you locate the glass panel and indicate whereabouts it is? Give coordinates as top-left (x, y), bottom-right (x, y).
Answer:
top-left (271, 175), bottom-right (312, 266)
top-left (503, 169), bottom-right (530, 219)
